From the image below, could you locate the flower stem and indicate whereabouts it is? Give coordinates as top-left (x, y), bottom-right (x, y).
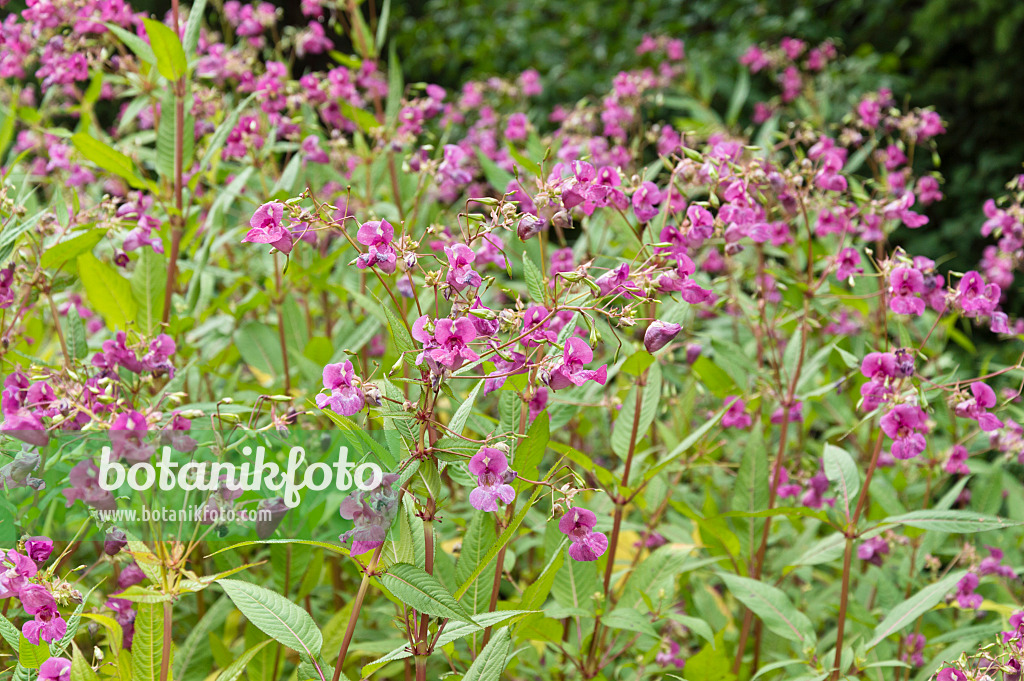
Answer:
top-left (332, 542), bottom-right (385, 681)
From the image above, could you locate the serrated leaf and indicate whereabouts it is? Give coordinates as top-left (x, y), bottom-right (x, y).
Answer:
top-left (720, 573), bottom-right (815, 645)
top-left (78, 253), bottom-right (137, 330)
top-left (130, 248), bottom-right (166, 334)
top-left (234, 321), bottom-right (285, 379)
top-left (880, 510), bottom-right (1022, 533)
top-left (218, 579), bottom-right (324, 663)
top-left (823, 443), bottom-right (860, 523)
top-left (733, 424), bottom-right (768, 559)
top-left (182, 0), bottom-right (207, 59)
top-left (104, 22), bottom-right (156, 64)
top-left (865, 570), bottom-right (966, 650)
top-left (522, 252), bottom-right (544, 302)
top-left (71, 642), bottom-right (101, 681)
top-left (456, 510), bottom-right (497, 615)
top-left (215, 639), bottom-right (272, 681)
top-left (463, 626), bottom-right (511, 681)
top-left (72, 133), bottom-right (149, 190)
top-left (130, 602), bottom-right (164, 681)
top-left (380, 562), bottom-right (474, 622)
top-left (448, 381), bottom-right (482, 437)
top-left (143, 18), bottom-right (187, 81)
top-left (41, 230), bottom-right (105, 270)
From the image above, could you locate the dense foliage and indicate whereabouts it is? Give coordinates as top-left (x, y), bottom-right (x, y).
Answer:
top-left (0, 2), bottom-right (1023, 681)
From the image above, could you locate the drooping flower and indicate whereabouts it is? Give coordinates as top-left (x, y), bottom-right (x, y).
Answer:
top-left (62, 460), bottom-right (117, 511)
top-left (944, 445), bottom-right (970, 475)
top-left (901, 633), bottom-right (925, 667)
top-left (559, 507), bottom-right (609, 562)
top-left (355, 219), bottom-right (397, 274)
top-left (428, 318), bottom-right (479, 371)
top-left (109, 410), bottom-right (154, 463)
top-left (955, 572), bottom-right (982, 609)
top-left (721, 396), bottom-right (751, 429)
top-left (21, 584), bottom-right (67, 644)
top-left (467, 447), bottom-right (516, 512)
top-left (548, 338), bottom-right (608, 391)
top-left (243, 202), bottom-right (293, 254)
top-left (888, 267), bottom-right (926, 316)
top-left (0, 550), bottom-right (37, 598)
top-left (315, 361), bottom-right (365, 416)
top-left (955, 271), bottom-right (1000, 317)
top-left (979, 546), bottom-right (1016, 578)
top-left (935, 669), bottom-right (968, 681)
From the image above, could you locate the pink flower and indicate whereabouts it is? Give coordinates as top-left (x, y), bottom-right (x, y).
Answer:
top-left (722, 396), bottom-right (751, 429)
top-left (955, 572), bottom-right (982, 609)
top-left (834, 248), bottom-right (863, 281)
top-left (888, 267), bottom-right (926, 316)
top-left (62, 460), bottom-right (116, 511)
top-left (916, 176), bottom-right (943, 205)
top-left (315, 361), bottom-right (365, 416)
top-left (243, 202), bottom-right (293, 254)
top-left (301, 135), bottom-right (329, 163)
top-left (109, 410), bottom-right (153, 463)
top-left (944, 445), bottom-right (970, 475)
top-left (0, 550), bottom-right (37, 598)
top-left (444, 243), bottom-right (483, 291)
top-left (632, 181), bottom-right (663, 222)
top-left (954, 382), bottom-right (1003, 432)
top-left (339, 473), bottom-right (400, 554)
top-left (955, 271), bottom-right (1000, 317)
top-left (355, 219), bottom-right (397, 274)
top-left (21, 584), bottom-right (66, 644)
top-left (880, 404), bottom-right (928, 460)
top-left (857, 536), bottom-right (890, 566)
top-left (936, 669), bottom-right (968, 681)
top-left (548, 338), bottom-right (608, 391)
top-left (559, 507), bottom-right (609, 562)
top-left (39, 658), bottom-right (71, 681)
top-left (428, 318), bottom-right (479, 371)
top-left (979, 546), bottom-right (1016, 578)
top-left (467, 447), bottom-right (516, 512)
top-left (901, 633), bottom-right (925, 667)
top-left (24, 537), bottom-right (53, 562)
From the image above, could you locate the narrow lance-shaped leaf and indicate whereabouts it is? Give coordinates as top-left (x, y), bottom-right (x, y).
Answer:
top-left (379, 562), bottom-right (475, 623)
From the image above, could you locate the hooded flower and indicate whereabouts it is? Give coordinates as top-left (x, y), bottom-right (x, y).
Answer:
top-left (880, 404), bottom-right (928, 460)
top-left (857, 536), bottom-right (890, 566)
top-left (62, 460), bottom-right (116, 511)
top-left (0, 550), bottom-right (37, 598)
top-left (955, 572), bottom-right (982, 610)
top-left (243, 202), bottom-right (293, 254)
top-left (559, 507), bottom-right (609, 562)
top-left (548, 338), bottom-right (607, 391)
top-left (109, 410), bottom-right (154, 463)
top-left (24, 537), bottom-right (53, 563)
top-left (427, 318), bottom-right (479, 371)
top-left (632, 181), bottom-right (663, 222)
top-left (954, 382), bottom-right (1003, 432)
top-left (21, 584), bottom-right (67, 644)
top-left (315, 361), bottom-right (365, 416)
top-left (39, 658), bottom-right (71, 681)
top-left (444, 243), bottom-right (483, 292)
top-left (355, 219), bottom-right (397, 274)
top-left (339, 473), bottom-right (400, 555)
top-left (467, 447), bottom-right (516, 512)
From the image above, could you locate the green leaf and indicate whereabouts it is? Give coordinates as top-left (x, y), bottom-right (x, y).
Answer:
top-left (156, 89), bottom-right (195, 181)
top-left (338, 101), bottom-right (380, 135)
top-left (462, 627), bottom-right (511, 681)
top-left (130, 249), bottom-right (167, 334)
top-left (691, 356), bottom-right (737, 398)
top-left (72, 133), bottom-right (149, 190)
top-left (449, 380), bottom-right (482, 437)
top-left (733, 424), bottom-right (768, 560)
top-left (520, 538), bottom-right (565, 611)
top-left (143, 18), bottom-right (187, 81)
top-left (684, 632), bottom-right (735, 681)
top-left (725, 68), bottom-right (750, 126)
top-left (104, 22), bottom-right (156, 64)
top-left (552, 553), bottom-right (598, 614)
top-left (380, 562), bottom-right (474, 622)
top-left (720, 573), bottom-right (815, 645)
top-left (71, 643), bottom-right (101, 681)
top-left (381, 302), bottom-right (414, 357)
top-left (880, 510), bottom-right (1022, 533)
top-left (0, 613), bottom-right (20, 649)
top-left (522, 252), bottom-right (545, 302)
top-left (218, 579), bottom-right (325, 662)
top-left (78, 253), bottom-right (137, 330)
top-left (173, 596), bottom-right (233, 681)
top-left (611, 363), bottom-right (661, 461)
top-left (234, 321), bottom-right (285, 379)
top-left (183, 0), bottom-right (208, 59)
top-left (602, 608), bottom-right (656, 637)
top-left (198, 93), bottom-right (257, 171)
top-left (215, 639), bottom-right (272, 681)
top-left (865, 570), bottom-right (966, 650)
top-left (129, 602), bottom-right (164, 681)
top-left (41, 230), bottom-right (104, 270)
top-left (514, 409), bottom-right (548, 483)
top-left (474, 148), bottom-right (514, 192)
top-left (457, 511), bottom-right (498, 615)
top-left (822, 443), bottom-right (860, 523)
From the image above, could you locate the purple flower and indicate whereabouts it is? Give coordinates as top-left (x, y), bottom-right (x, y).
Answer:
top-left (24, 537), bottom-right (53, 562)
top-left (800, 468), bottom-right (834, 509)
top-left (444, 243), bottom-right (483, 291)
top-left (880, 404), bottom-right (928, 460)
top-left (92, 331), bottom-right (143, 374)
top-left (467, 447), bottom-right (516, 512)
top-left (901, 633), bottom-right (926, 667)
top-left (39, 658), bottom-right (71, 681)
top-left (644, 320), bottom-right (682, 353)
top-left (559, 507), bottom-right (609, 562)
top-left (21, 584), bottom-right (66, 644)
top-left (243, 202), bottom-right (293, 254)
top-left (632, 181), bottom-right (663, 222)
top-left (105, 528), bottom-right (128, 556)
top-left (483, 351), bottom-right (526, 395)
top-left (141, 334), bottom-right (176, 375)
top-left (888, 267), bottom-right (926, 316)
top-left (62, 460), bottom-right (116, 511)
top-left (339, 473), bottom-right (400, 554)
top-left (857, 536), bottom-right (890, 566)
top-left (936, 669), bottom-right (968, 681)
top-left (721, 396), bottom-right (751, 429)
top-left (955, 572), bottom-right (982, 610)
top-left (954, 382), bottom-right (1003, 432)
top-left (256, 498), bottom-right (289, 539)
top-left (355, 219), bottom-right (397, 274)
top-left (834, 248), bottom-right (863, 281)
top-left (979, 546), bottom-right (1016, 578)
top-left (110, 410), bottom-right (154, 463)
top-left (118, 563), bottom-right (146, 589)
top-left (427, 318), bottom-right (479, 371)
top-left (0, 550), bottom-right (37, 598)
top-left (0, 450), bottom-right (44, 490)
top-left (315, 361), bottom-right (365, 416)
top-left (548, 338), bottom-right (608, 391)
top-left (955, 271), bottom-right (1000, 317)
top-left (944, 445), bottom-right (970, 475)
top-left (0, 266), bottom-right (14, 308)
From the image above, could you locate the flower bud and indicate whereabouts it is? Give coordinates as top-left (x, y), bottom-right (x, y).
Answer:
top-left (517, 215), bottom-right (545, 241)
top-left (644, 320), bottom-right (683, 353)
top-left (256, 498), bottom-right (289, 539)
top-left (362, 383), bottom-right (383, 408)
top-left (551, 210), bottom-right (571, 230)
top-left (404, 253), bottom-right (418, 269)
top-left (104, 528), bottom-right (128, 555)
top-left (685, 343), bottom-right (702, 365)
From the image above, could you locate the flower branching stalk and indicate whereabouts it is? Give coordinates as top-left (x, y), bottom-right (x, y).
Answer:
top-left (162, 0), bottom-right (187, 326)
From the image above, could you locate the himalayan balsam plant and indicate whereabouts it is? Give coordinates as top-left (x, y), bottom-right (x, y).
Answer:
top-left (0, 3), bottom-right (1022, 681)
